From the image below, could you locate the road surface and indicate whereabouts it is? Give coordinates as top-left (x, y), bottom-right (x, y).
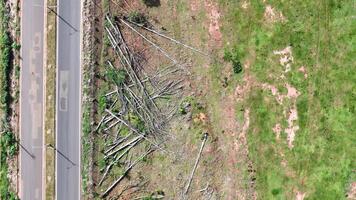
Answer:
top-left (56, 0), bottom-right (81, 199)
top-left (20, 0), bottom-right (44, 199)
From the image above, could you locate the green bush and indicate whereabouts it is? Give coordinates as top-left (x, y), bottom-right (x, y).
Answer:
top-left (128, 113), bottom-right (146, 132)
top-left (0, 131), bottom-right (18, 157)
top-left (0, 2), bottom-right (19, 199)
top-left (11, 42), bottom-right (20, 51)
top-left (128, 11), bottom-right (148, 25)
top-left (0, 131), bottom-right (18, 200)
top-left (0, 31), bottom-right (11, 111)
top-left (223, 49), bottom-right (243, 74)
top-left (106, 68), bottom-right (126, 86)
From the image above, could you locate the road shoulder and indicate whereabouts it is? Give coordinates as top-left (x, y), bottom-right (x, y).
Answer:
top-left (44, 0), bottom-right (57, 199)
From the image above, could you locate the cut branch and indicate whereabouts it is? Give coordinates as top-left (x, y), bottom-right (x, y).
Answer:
top-left (123, 18), bottom-right (208, 56)
top-left (183, 133), bottom-right (208, 196)
top-left (101, 148), bottom-right (155, 197)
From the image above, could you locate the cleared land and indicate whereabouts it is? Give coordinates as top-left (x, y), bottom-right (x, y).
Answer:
top-left (81, 0), bottom-right (355, 199)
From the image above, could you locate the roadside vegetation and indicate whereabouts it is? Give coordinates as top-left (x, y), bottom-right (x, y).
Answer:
top-left (220, 0), bottom-right (355, 198)
top-left (0, 0), bottom-right (18, 199)
top-left (44, 0), bottom-right (57, 198)
top-left (82, 0), bottom-right (111, 198)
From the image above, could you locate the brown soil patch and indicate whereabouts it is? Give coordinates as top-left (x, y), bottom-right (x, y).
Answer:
top-left (219, 95), bottom-right (246, 200)
top-left (285, 106), bottom-right (299, 148)
top-left (296, 191), bottom-right (306, 200)
top-left (274, 46), bottom-right (294, 73)
top-left (264, 5), bottom-right (286, 23)
top-left (204, 0), bottom-right (222, 45)
top-left (235, 75), bottom-right (255, 102)
top-left (298, 66), bottom-right (308, 79)
top-left (272, 123), bottom-right (282, 140)
top-left (347, 182), bottom-right (356, 199)
top-left (190, 0), bottom-right (199, 12)
top-left (262, 82), bottom-right (299, 104)
top-left (222, 58), bottom-right (257, 199)
top-left (194, 112), bottom-right (208, 124)
top-left (241, 1), bottom-right (249, 9)
top-left (235, 61), bottom-right (256, 101)
top-left (261, 83), bottom-right (284, 104)
top-left (286, 83), bottom-right (300, 99)
top-left (241, 109), bottom-right (250, 139)
top-left (263, 82), bottom-right (300, 148)
top-left (204, 57), bottom-right (254, 199)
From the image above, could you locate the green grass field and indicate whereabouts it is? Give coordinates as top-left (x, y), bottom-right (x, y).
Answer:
top-left (220, 0), bottom-right (355, 199)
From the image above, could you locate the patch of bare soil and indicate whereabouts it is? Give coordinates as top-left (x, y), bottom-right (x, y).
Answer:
top-left (272, 123), bottom-right (282, 140)
top-left (261, 83), bottom-right (284, 104)
top-left (204, 0), bottom-right (222, 46)
top-left (347, 182), bottom-right (356, 200)
top-left (298, 66), bottom-right (308, 79)
top-left (235, 76), bottom-right (255, 102)
top-left (274, 46), bottom-right (294, 73)
top-left (241, 1), bottom-right (249, 9)
top-left (261, 46), bottom-right (301, 148)
top-left (264, 5), bottom-right (286, 23)
top-left (262, 82), bottom-right (300, 148)
top-left (295, 190), bottom-right (306, 200)
top-left (190, 0), bottom-right (199, 12)
top-left (219, 60), bottom-right (257, 199)
top-left (285, 106), bottom-right (299, 148)
top-left (219, 95), bottom-right (239, 195)
top-left (217, 94), bottom-right (250, 200)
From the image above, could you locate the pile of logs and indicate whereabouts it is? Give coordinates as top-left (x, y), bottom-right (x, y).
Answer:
top-left (97, 14), bottom-right (205, 197)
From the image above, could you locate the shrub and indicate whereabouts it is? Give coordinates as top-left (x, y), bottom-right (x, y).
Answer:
top-left (128, 113), bottom-right (146, 132)
top-left (0, 2), bottom-right (19, 199)
top-left (0, 131), bottom-right (18, 158)
top-left (223, 48), bottom-right (243, 74)
top-left (142, 0), bottom-right (160, 7)
top-left (0, 31), bottom-right (12, 110)
top-left (106, 68), bottom-right (126, 86)
top-left (11, 42), bottom-right (20, 51)
top-left (98, 95), bottom-right (107, 113)
top-left (128, 11), bottom-right (148, 25)
top-left (232, 60), bottom-right (243, 74)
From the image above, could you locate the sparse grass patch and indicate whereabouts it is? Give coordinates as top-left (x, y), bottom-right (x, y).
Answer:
top-left (221, 0), bottom-right (356, 198)
top-left (44, 0), bottom-right (57, 198)
top-left (128, 11), bottom-right (148, 25)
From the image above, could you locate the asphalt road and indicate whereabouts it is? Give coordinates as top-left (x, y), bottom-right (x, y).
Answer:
top-left (19, 0), bottom-right (44, 199)
top-left (56, 0), bottom-right (81, 199)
